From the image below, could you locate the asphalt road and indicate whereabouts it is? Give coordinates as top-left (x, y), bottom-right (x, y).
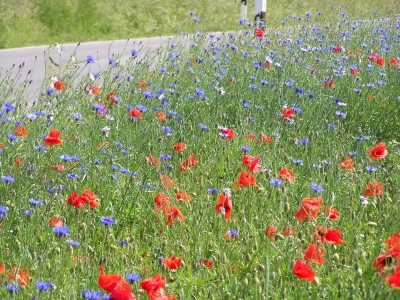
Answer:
top-left (0, 36), bottom-right (175, 103)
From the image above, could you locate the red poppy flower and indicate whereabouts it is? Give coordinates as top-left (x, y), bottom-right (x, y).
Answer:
top-left (15, 125), bottom-right (27, 136)
top-left (242, 155), bottom-right (262, 173)
top-left (266, 225), bottom-right (277, 242)
top-left (295, 197), bottom-right (323, 222)
top-left (368, 142), bottom-right (388, 159)
top-left (220, 128), bottom-right (236, 139)
top-left (154, 192), bottom-right (170, 210)
top-left (390, 58), bottom-right (398, 66)
top-left (140, 80), bottom-right (147, 89)
top-left (293, 259), bottom-right (315, 281)
top-left (162, 256), bottom-right (182, 269)
top-left (235, 171), bottom-right (257, 188)
top-left (203, 259), bottom-right (213, 269)
top-left (255, 28), bottom-right (264, 38)
top-left (14, 157), bottom-right (23, 168)
top-left (323, 79), bottom-right (335, 88)
top-left (261, 133), bottom-right (272, 143)
top-left (44, 129), bottom-right (63, 146)
top-left (147, 155), bottom-right (161, 167)
top-left (385, 233), bottom-right (400, 249)
top-left (372, 249), bottom-right (400, 275)
top-left (283, 226), bottom-right (295, 236)
top-left (0, 262), bottom-right (5, 274)
top-left (49, 217), bottom-right (63, 227)
top-left (106, 91), bottom-right (117, 104)
top-left (140, 274), bottom-right (176, 300)
top-left (8, 267), bottom-right (30, 286)
top-left (278, 168), bottom-right (295, 183)
top-left (332, 45), bottom-right (344, 53)
top-left (340, 156), bottom-right (354, 170)
top-left (98, 273), bottom-right (124, 293)
top-left (324, 206), bottom-right (340, 220)
top-left (388, 266), bottom-right (400, 288)
top-left (173, 142), bottom-right (187, 152)
top-left (88, 85), bottom-right (101, 95)
top-left (363, 181), bottom-right (383, 196)
top-left (323, 228), bottom-right (346, 244)
top-left (50, 165), bottom-right (66, 172)
top-left (80, 188), bottom-right (99, 208)
top-left (350, 68), bottom-right (359, 75)
top-left (65, 191), bottom-right (86, 208)
top-left (162, 206), bottom-right (186, 225)
top-left (161, 175), bottom-right (177, 189)
top-left (130, 108), bottom-right (143, 119)
top-left (215, 193), bottom-right (233, 220)
top-left (179, 154), bottom-right (198, 172)
top-left (282, 107), bottom-right (295, 119)
top-left (54, 80), bottom-right (66, 90)
top-left (155, 111), bottom-right (167, 121)
top-left (175, 190), bottom-right (192, 202)
top-left (303, 244), bottom-right (324, 264)
top-left (109, 280), bottom-right (137, 300)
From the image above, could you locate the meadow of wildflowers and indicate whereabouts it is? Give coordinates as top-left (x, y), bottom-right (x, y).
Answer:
top-left (0, 6), bottom-right (400, 300)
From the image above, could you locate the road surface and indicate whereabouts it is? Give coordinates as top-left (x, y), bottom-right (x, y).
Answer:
top-left (0, 36), bottom-right (177, 103)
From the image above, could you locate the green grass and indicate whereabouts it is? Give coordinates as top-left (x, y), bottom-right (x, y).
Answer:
top-left (0, 5), bottom-right (400, 300)
top-left (0, 0), bottom-right (398, 48)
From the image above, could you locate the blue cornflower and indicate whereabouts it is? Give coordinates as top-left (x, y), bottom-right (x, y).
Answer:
top-left (312, 163), bottom-right (323, 169)
top-left (36, 280), bottom-right (52, 291)
top-left (161, 126), bottom-right (172, 134)
top-left (71, 112), bottom-right (83, 121)
top-left (8, 133), bottom-right (18, 142)
top-left (0, 206), bottom-right (8, 219)
top-left (249, 84), bottom-right (257, 90)
top-left (28, 198), bottom-right (43, 206)
top-left (241, 99), bottom-right (251, 108)
top-left (6, 284), bottom-right (20, 293)
top-left (81, 290), bottom-right (103, 300)
top-left (241, 145), bottom-right (251, 152)
top-left (67, 239), bottom-right (80, 247)
top-left (1, 175), bottom-right (15, 183)
top-left (270, 178), bottom-right (284, 187)
top-left (292, 158), bottom-right (303, 165)
top-left (86, 55), bottom-right (95, 64)
top-left (136, 104), bottom-right (148, 112)
top-left (25, 210), bottom-right (33, 217)
top-left (94, 158), bottom-right (102, 165)
top-left (53, 226), bottom-right (70, 237)
top-left (299, 137), bottom-right (310, 145)
top-left (226, 230), bottom-right (239, 239)
top-left (195, 87), bottom-right (205, 99)
top-left (310, 182), bottom-right (323, 193)
top-left (121, 149), bottom-right (129, 155)
top-left (125, 273), bottom-right (141, 284)
top-left (100, 216), bottom-right (115, 226)
top-left (118, 240), bottom-right (128, 246)
top-left (108, 58), bottom-right (116, 66)
top-left (366, 166), bottom-right (377, 173)
top-left (207, 188), bottom-right (219, 194)
top-left (67, 173), bottom-right (79, 180)
top-left (131, 49), bottom-right (139, 57)
top-left (160, 154), bottom-right (172, 160)
top-left (46, 88), bottom-right (54, 95)
top-left (348, 150), bottom-right (358, 156)
top-left (4, 102), bottom-right (15, 113)
top-left (327, 124), bottom-right (336, 129)
top-left (335, 110), bottom-right (347, 118)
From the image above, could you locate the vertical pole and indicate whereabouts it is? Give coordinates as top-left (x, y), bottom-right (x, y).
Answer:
top-left (241, 0), bottom-right (247, 20)
top-left (254, 0), bottom-right (266, 23)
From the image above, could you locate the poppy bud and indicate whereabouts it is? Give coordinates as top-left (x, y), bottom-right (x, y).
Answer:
top-left (243, 278), bottom-right (249, 286)
top-left (79, 223), bottom-right (86, 231)
top-left (354, 262), bottom-right (359, 270)
top-left (341, 257), bottom-right (346, 265)
top-left (253, 276), bottom-right (260, 285)
top-left (245, 254), bottom-right (251, 262)
top-left (360, 252), bottom-right (367, 260)
top-left (221, 253), bottom-right (227, 263)
top-left (258, 264), bottom-right (265, 272)
top-left (333, 253), bottom-right (340, 261)
top-left (356, 268), bottom-right (363, 277)
top-left (56, 247), bottom-right (60, 254)
top-left (162, 240), bottom-right (168, 247)
top-left (88, 245), bottom-right (94, 253)
top-left (313, 276), bottom-right (320, 287)
top-left (284, 202), bottom-right (290, 212)
top-left (168, 277), bottom-right (176, 283)
top-left (367, 221), bottom-right (377, 227)
top-left (37, 236), bottom-right (43, 243)
top-left (270, 272), bottom-right (276, 280)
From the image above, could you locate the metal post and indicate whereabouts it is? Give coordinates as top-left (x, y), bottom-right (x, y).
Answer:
top-left (254, 0), bottom-right (266, 23)
top-left (241, 0), bottom-right (247, 20)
